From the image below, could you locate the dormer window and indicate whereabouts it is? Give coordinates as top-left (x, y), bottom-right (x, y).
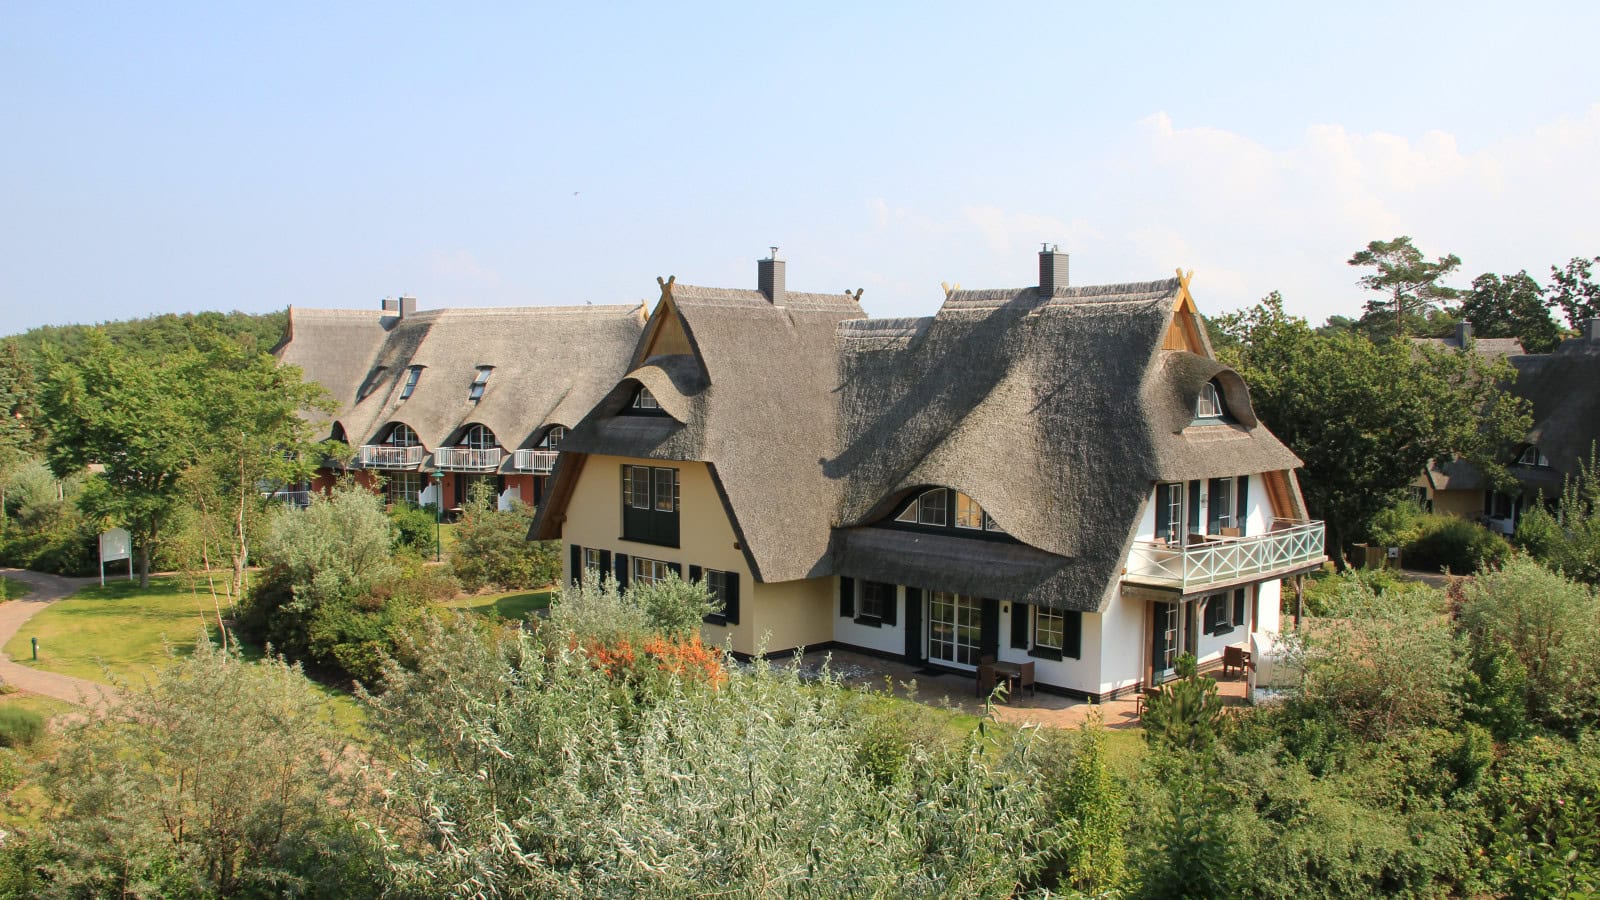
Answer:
top-left (358, 366), bottom-right (388, 400)
top-left (891, 488), bottom-right (1009, 537)
top-left (400, 366), bottom-right (423, 400)
top-left (1517, 446), bottom-right (1550, 467)
top-left (538, 426), bottom-right (566, 450)
top-left (1196, 381), bottom-right (1224, 419)
top-left (469, 366), bottom-right (492, 401)
top-left (384, 423), bottom-right (419, 447)
top-left (633, 387), bottom-right (659, 410)
top-left (460, 424), bottom-right (496, 451)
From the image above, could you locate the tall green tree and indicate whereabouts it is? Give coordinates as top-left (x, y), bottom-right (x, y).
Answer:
top-left (1349, 236), bottom-right (1462, 339)
top-left (1458, 270), bottom-right (1563, 353)
top-left (37, 330), bottom-right (328, 587)
top-left (1547, 254), bottom-right (1600, 330)
top-left (0, 340), bottom-right (40, 538)
top-left (1216, 293), bottom-right (1530, 565)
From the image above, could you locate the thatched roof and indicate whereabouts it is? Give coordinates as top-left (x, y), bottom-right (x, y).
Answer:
top-left (542, 275), bottom-right (1303, 612)
top-left (827, 280), bottom-right (1301, 611)
top-left (276, 303), bottom-right (648, 460)
top-left (1509, 334), bottom-right (1600, 477)
top-left (1415, 335), bottom-right (1526, 358)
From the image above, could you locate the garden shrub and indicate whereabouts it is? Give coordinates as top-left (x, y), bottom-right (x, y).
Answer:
top-left (1513, 446), bottom-right (1600, 585)
top-left (1404, 513), bottom-right (1510, 574)
top-left (447, 485), bottom-right (558, 591)
top-left (386, 501), bottom-right (439, 557)
top-left (0, 707), bottom-right (45, 748)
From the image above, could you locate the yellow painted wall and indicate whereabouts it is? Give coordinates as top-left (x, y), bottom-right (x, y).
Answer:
top-left (561, 453), bottom-right (832, 655)
top-left (1431, 489), bottom-right (1484, 519)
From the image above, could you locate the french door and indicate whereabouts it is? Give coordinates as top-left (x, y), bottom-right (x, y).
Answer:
top-left (928, 592), bottom-right (981, 668)
top-left (1152, 601), bottom-right (1180, 681)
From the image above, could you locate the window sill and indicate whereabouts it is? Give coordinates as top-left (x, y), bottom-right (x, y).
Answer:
top-left (853, 615), bottom-right (885, 628)
top-left (1028, 646), bottom-right (1065, 662)
top-left (618, 536), bottom-right (681, 549)
top-left (703, 614), bottom-right (729, 627)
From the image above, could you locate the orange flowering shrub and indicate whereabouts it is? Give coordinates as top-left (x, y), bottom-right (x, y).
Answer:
top-left (573, 635), bottom-right (724, 686)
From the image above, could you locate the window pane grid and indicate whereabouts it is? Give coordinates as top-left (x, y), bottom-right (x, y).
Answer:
top-left (1035, 608), bottom-right (1064, 650)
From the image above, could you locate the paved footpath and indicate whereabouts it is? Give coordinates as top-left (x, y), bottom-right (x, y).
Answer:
top-left (0, 568), bottom-right (118, 709)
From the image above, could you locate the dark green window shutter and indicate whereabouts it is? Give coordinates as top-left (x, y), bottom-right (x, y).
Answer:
top-left (569, 544), bottom-right (582, 585)
top-left (980, 598), bottom-right (1000, 659)
top-left (1188, 481), bottom-right (1201, 535)
top-left (614, 553), bottom-right (630, 590)
top-left (1208, 478), bottom-right (1225, 532)
top-left (723, 573), bottom-right (740, 625)
top-left (1010, 602), bottom-right (1030, 649)
top-left (1233, 588), bottom-right (1247, 627)
top-left (839, 577), bottom-right (855, 618)
top-left (1154, 484), bottom-right (1171, 540)
top-left (881, 585), bottom-right (898, 626)
top-left (671, 561), bottom-right (684, 578)
top-left (1064, 611), bottom-right (1083, 659)
top-left (599, 550), bottom-right (612, 579)
top-left (688, 564), bottom-right (703, 583)
top-left (903, 587), bottom-right (923, 663)
top-left (1236, 476), bottom-right (1250, 536)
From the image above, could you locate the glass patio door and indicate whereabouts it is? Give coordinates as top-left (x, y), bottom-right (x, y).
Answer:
top-left (1152, 601), bottom-right (1180, 681)
top-left (928, 592), bottom-right (981, 668)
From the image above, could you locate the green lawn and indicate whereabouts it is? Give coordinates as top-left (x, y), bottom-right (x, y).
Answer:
top-left (2, 577), bottom-right (367, 736)
top-left (441, 587), bottom-right (554, 622)
top-left (0, 576), bottom-right (31, 601)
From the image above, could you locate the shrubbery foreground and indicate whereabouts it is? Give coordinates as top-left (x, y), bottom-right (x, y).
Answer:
top-left (0, 557), bottom-right (1597, 897)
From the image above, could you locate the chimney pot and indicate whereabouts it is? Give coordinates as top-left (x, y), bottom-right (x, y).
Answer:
top-left (1456, 321), bottom-right (1473, 344)
top-left (758, 251), bottom-right (786, 304)
top-left (1039, 245), bottom-right (1069, 295)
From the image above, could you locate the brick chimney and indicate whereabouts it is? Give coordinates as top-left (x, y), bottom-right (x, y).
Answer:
top-left (1455, 321), bottom-right (1473, 345)
top-left (1039, 244), bottom-right (1069, 295)
top-left (758, 248), bottom-right (785, 304)
top-left (381, 296), bottom-right (418, 318)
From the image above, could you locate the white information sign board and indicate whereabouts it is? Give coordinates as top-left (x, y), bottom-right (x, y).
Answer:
top-left (99, 527), bottom-right (133, 585)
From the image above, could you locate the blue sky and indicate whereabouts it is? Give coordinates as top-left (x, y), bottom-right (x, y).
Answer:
top-left (5, 2), bottom-right (1599, 332)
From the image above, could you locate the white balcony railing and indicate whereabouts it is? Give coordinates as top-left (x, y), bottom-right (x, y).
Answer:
top-left (1125, 519), bottom-right (1326, 592)
top-left (357, 444), bottom-right (426, 469)
top-left (513, 449), bottom-right (558, 473)
top-left (434, 447), bottom-right (503, 472)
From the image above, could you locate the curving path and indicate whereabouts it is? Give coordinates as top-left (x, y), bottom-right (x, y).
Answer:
top-left (0, 568), bottom-right (118, 709)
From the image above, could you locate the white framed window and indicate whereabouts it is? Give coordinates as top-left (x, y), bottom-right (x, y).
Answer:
top-left (400, 366), bottom-right (423, 400)
top-left (632, 556), bottom-right (675, 586)
top-left (385, 423), bottom-right (419, 447)
top-left (1196, 381), bottom-right (1223, 418)
top-left (1034, 607), bottom-right (1065, 651)
top-left (860, 581), bottom-right (893, 619)
top-left (1517, 446), bottom-right (1549, 467)
top-left (633, 387), bottom-right (660, 410)
top-left (928, 592), bottom-right (981, 667)
top-left (583, 548), bottom-right (603, 571)
top-left (984, 513), bottom-right (1006, 534)
top-left (1210, 477), bottom-right (1234, 531)
top-left (461, 424), bottom-right (497, 450)
top-left (623, 465), bottom-right (652, 509)
top-left (386, 470), bottom-right (421, 505)
top-left (469, 366), bottom-right (492, 401)
top-left (539, 426), bottom-right (566, 450)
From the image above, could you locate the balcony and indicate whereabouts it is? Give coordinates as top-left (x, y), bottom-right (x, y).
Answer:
top-left (513, 449), bottom-right (558, 473)
top-left (357, 444), bottom-right (426, 469)
top-left (1125, 519), bottom-right (1326, 592)
top-left (434, 447), bottom-right (504, 472)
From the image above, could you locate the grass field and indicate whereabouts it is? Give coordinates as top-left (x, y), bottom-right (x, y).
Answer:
top-left (440, 587), bottom-right (554, 621)
top-left (0, 576), bottom-right (32, 601)
top-left (2, 577), bottom-right (367, 734)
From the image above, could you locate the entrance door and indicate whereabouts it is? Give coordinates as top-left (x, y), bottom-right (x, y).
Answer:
top-left (928, 592), bottom-right (981, 668)
top-left (1152, 601), bottom-right (1179, 682)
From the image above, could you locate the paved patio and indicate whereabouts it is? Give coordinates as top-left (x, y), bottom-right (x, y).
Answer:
top-left (779, 648), bottom-right (1251, 730)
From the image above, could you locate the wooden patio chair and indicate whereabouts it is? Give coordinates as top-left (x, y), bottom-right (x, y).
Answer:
top-left (1005, 661), bottom-right (1036, 699)
top-left (1223, 645), bottom-right (1251, 679)
top-left (1135, 684), bottom-right (1163, 719)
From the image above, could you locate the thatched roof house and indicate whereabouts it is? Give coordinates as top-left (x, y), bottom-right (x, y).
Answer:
top-left (539, 251), bottom-right (1322, 699)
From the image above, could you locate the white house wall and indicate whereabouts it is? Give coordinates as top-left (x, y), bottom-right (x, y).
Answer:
top-left (1257, 578), bottom-right (1282, 634)
top-left (1098, 591), bottom-right (1148, 694)
top-left (995, 604), bottom-right (1103, 695)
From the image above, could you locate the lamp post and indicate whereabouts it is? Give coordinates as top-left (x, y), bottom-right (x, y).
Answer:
top-left (433, 471), bottom-right (444, 562)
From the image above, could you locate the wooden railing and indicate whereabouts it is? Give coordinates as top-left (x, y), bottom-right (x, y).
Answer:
top-left (433, 447), bottom-right (503, 472)
top-left (512, 449), bottom-right (558, 473)
top-left (1125, 519), bottom-right (1325, 591)
top-left (356, 444), bottom-right (425, 469)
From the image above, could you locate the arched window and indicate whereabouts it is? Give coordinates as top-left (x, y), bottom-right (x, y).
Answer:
top-left (892, 488), bottom-right (1007, 535)
top-left (538, 426), bottom-right (566, 450)
top-left (460, 424), bottom-right (497, 450)
top-left (1517, 445), bottom-right (1550, 467)
top-left (383, 424), bottom-right (419, 447)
